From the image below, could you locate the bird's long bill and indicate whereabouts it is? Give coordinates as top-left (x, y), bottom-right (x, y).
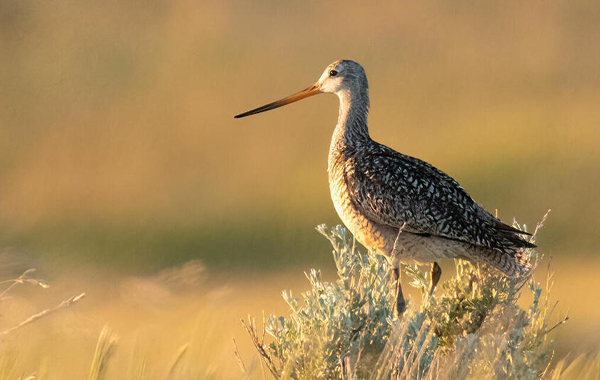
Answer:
top-left (234, 85), bottom-right (321, 118)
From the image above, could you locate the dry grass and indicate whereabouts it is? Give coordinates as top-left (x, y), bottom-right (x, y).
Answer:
top-left (0, 269), bottom-right (84, 339)
top-left (88, 326), bottom-right (119, 380)
top-left (0, 251), bottom-right (595, 379)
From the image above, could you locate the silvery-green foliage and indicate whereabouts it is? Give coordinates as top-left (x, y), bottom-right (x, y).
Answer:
top-left (264, 225), bottom-right (395, 379)
top-left (247, 224), bottom-right (560, 380)
top-left (417, 260), bottom-right (554, 380)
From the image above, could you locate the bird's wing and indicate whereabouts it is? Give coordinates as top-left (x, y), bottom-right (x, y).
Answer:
top-left (346, 145), bottom-right (533, 250)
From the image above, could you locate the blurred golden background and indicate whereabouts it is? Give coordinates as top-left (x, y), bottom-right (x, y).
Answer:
top-left (0, 0), bottom-right (599, 378)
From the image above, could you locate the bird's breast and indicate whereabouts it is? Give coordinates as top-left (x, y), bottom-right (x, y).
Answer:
top-left (327, 152), bottom-right (393, 254)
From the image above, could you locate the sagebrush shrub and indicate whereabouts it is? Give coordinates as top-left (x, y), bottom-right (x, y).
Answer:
top-left (244, 221), bottom-right (565, 380)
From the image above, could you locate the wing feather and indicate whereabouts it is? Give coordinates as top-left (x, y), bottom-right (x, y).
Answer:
top-left (345, 144), bottom-right (534, 250)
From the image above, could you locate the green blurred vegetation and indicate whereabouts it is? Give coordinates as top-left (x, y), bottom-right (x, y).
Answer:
top-left (0, 0), bottom-right (599, 272)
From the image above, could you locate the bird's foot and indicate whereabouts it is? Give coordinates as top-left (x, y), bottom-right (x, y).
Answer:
top-left (428, 262), bottom-right (442, 297)
top-left (395, 295), bottom-right (407, 318)
top-left (395, 280), bottom-right (407, 318)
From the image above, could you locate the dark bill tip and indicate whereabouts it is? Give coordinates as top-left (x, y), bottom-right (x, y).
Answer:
top-left (234, 85), bottom-right (320, 119)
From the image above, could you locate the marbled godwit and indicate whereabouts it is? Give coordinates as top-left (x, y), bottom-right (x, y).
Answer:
top-left (235, 60), bottom-right (534, 315)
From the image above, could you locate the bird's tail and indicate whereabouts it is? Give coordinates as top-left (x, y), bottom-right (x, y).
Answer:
top-left (478, 225), bottom-right (536, 277)
top-left (477, 246), bottom-right (532, 277)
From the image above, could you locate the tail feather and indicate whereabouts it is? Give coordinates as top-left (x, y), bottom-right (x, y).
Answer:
top-left (501, 231), bottom-right (536, 249)
top-left (494, 222), bottom-right (533, 236)
top-left (477, 246), bottom-right (532, 277)
top-left (491, 219), bottom-right (536, 248)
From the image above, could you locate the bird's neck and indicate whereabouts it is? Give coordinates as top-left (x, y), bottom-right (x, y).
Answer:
top-left (330, 88), bottom-right (371, 155)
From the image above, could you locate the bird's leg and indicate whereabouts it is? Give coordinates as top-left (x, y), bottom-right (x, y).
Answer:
top-left (393, 265), bottom-right (406, 317)
top-left (390, 224), bottom-right (407, 317)
top-left (429, 262), bottom-right (442, 297)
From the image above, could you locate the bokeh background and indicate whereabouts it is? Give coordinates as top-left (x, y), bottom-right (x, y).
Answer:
top-left (0, 0), bottom-right (599, 378)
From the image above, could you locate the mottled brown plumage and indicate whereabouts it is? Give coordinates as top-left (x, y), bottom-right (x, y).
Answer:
top-left (235, 60), bottom-right (535, 314)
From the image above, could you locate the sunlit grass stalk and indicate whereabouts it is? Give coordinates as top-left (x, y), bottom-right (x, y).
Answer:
top-left (165, 343), bottom-right (188, 380)
top-left (548, 351), bottom-right (600, 379)
top-left (89, 325), bottom-right (119, 380)
top-left (0, 293), bottom-right (86, 338)
top-left (0, 269), bottom-right (48, 300)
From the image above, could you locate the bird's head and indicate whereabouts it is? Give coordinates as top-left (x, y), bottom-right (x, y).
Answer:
top-left (317, 60), bottom-right (367, 94)
top-left (234, 60), bottom-right (367, 119)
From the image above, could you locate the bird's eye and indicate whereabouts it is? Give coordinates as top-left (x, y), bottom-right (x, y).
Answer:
top-left (329, 70), bottom-right (338, 77)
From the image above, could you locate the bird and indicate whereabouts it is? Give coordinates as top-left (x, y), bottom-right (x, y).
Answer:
top-left (234, 60), bottom-right (535, 315)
